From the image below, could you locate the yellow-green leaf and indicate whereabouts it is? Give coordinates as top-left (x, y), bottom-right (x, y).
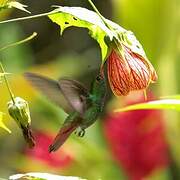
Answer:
top-left (48, 6), bottom-right (121, 62)
top-left (7, 1), bottom-right (30, 13)
top-left (0, 0), bottom-right (8, 8)
top-left (115, 98), bottom-right (180, 112)
top-left (0, 0), bottom-right (30, 13)
top-left (48, 6), bottom-right (147, 63)
top-left (0, 112), bottom-right (11, 133)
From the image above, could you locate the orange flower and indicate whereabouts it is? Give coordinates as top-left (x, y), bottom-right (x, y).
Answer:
top-left (107, 44), bottom-right (157, 96)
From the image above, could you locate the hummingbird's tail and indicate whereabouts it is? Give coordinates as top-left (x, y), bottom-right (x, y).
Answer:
top-left (49, 123), bottom-right (78, 153)
top-left (21, 124), bottom-right (35, 148)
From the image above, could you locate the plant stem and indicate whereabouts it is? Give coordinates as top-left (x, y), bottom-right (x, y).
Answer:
top-left (0, 32), bottom-right (37, 51)
top-left (0, 11), bottom-right (55, 24)
top-left (87, 0), bottom-right (105, 22)
top-left (87, 0), bottom-right (115, 33)
top-left (0, 62), bottom-right (15, 104)
top-left (87, 0), bottom-right (124, 58)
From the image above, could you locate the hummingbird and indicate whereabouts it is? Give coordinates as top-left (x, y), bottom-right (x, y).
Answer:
top-left (24, 71), bottom-right (106, 152)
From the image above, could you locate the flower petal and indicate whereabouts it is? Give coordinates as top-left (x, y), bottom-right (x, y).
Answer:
top-left (107, 49), bottom-right (131, 96)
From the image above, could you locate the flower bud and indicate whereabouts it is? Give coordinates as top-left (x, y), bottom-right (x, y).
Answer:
top-left (7, 97), bottom-right (35, 148)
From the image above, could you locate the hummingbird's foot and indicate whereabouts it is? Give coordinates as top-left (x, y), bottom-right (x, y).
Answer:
top-left (78, 129), bottom-right (85, 137)
top-left (74, 128), bottom-right (85, 137)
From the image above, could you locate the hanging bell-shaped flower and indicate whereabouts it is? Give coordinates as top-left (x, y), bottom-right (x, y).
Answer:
top-left (106, 31), bottom-right (157, 96)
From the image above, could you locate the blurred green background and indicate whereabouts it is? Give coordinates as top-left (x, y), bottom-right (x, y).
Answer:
top-left (0, 0), bottom-right (180, 179)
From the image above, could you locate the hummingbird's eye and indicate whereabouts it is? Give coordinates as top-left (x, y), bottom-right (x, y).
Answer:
top-left (96, 75), bottom-right (102, 82)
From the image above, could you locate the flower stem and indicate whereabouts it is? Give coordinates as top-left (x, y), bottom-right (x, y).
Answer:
top-left (87, 0), bottom-right (123, 56)
top-left (0, 32), bottom-right (37, 51)
top-left (87, 0), bottom-right (115, 34)
top-left (0, 62), bottom-right (15, 104)
top-left (87, 0), bottom-right (105, 22)
top-left (0, 11), bottom-right (54, 24)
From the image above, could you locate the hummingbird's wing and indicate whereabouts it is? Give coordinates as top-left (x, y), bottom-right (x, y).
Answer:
top-left (24, 72), bottom-right (74, 114)
top-left (49, 113), bottom-right (81, 152)
top-left (58, 78), bottom-right (90, 115)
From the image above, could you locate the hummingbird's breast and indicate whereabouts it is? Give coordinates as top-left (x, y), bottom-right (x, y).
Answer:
top-left (80, 105), bottom-right (102, 129)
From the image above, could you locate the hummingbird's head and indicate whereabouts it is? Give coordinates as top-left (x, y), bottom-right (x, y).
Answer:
top-left (91, 73), bottom-right (106, 102)
top-left (95, 73), bottom-right (105, 88)
top-left (95, 74), bottom-right (104, 84)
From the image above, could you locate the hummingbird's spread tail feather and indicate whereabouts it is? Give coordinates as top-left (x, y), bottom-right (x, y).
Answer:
top-left (21, 124), bottom-right (35, 148)
top-left (49, 123), bottom-right (79, 153)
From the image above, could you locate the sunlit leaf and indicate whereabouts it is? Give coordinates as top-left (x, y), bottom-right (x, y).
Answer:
top-left (0, 112), bottom-right (11, 133)
top-left (115, 98), bottom-right (180, 112)
top-left (9, 172), bottom-right (86, 180)
top-left (48, 6), bottom-right (125, 62)
top-left (160, 95), bottom-right (180, 99)
top-left (0, 0), bottom-right (8, 9)
top-left (0, 0), bottom-right (30, 13)
top-left (7, 1), bottom-right (30, 13)
top-left (48, 6), bottom-right (147, 64)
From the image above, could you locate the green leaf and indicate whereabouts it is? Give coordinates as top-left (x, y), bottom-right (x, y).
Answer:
top-left (0, 0), bottom-right (30, 13)
top-left (160, 95), bottom-right (180, 99)
top-left (9, 173), bottom-right (86, 180)
top-left (7, 1), bottom-right (30, 13)
top-left (115, 98), bottom-right (180, 112)
top-left (0, 0), bottom-right (9, 8)
top-left (0, 112), bottom-right (11, 133)
top-left (48, 6), bottom-right (123, 62)
top-left (48, 6), bottom-right (147, 63)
